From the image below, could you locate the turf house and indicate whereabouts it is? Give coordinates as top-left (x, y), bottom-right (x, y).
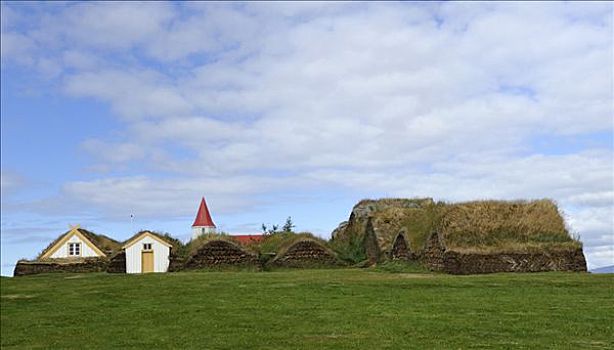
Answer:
top-left (14, 225), bottom-right (120, 276)
top-left (331, 198), bottom-right (587, 274)
top-left (122, 231), bottom-right (174, 273)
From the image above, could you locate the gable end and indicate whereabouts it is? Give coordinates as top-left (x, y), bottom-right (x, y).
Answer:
top-left (40, 228), bottom-right (106, 259)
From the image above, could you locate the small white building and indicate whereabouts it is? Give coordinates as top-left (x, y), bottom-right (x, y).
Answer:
top-left (123, 231), bottom-right (173, 274)
top-left (192, 196), bottom-right (216, 239)
top-left (40, 225), bottom-right (108, 259)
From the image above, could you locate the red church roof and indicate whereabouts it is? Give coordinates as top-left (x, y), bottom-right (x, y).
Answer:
top-left (231, 235), bottom-right (265, 244)
top-left (192, 197), bottom-right (216, 227)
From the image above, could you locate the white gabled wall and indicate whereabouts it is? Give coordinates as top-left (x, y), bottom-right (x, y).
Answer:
top-left (125, 235), bottom-right (170, 274)
top-left (192, 226), bottom-right (215, 240)
top-left (50, 233), bottom-right (100, 258)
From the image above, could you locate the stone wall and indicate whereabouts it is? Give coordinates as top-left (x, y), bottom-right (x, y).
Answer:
top-left (168, 255), bottom-right (185, 272)
top-left (268, 240), bottom-right (343, 268)
top-left (421, 232), bottom-right (446, 271)
top-left (389, 232), bottom-right (416, 261)
top-left (184, 240), bottom-right (258, 269)
top-left (442, 249), bottom-right (587, 275)
top-left (106, 252), bottom-right (126, 273)
top-left (420, 231), bottom-right (587, 274)
top-left (14, 257), bottom-right (109, 276)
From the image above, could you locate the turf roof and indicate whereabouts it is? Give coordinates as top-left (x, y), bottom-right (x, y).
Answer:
top-left (336, 198), bottom-right (582, 255)
top-left (38, 228), bottom-right (121, 260)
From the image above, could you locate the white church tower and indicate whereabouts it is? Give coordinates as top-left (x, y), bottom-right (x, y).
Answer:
top-left (192, 197), bottom-right (216, 240)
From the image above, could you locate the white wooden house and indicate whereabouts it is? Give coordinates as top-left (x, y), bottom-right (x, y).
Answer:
top-left (39, 225), bottom-right (113, 259)
top-left (122, 231), bottom-right (173, 273)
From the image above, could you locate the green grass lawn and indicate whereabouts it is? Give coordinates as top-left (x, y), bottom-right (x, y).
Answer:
top-left (2, 269), bottom-right (613, 349)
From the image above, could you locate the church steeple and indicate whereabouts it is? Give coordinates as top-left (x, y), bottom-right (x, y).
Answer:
top-left (192, 197), bottom-right (216, 239)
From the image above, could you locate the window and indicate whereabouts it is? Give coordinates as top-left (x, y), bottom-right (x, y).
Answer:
top-left (68, 243), bottom-right (81, 256)
top-left (143, 243), bottom-right (152, 251)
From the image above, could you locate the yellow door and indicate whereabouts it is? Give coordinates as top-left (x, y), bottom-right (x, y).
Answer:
top-left (141, 251), bottom-right (154, 273)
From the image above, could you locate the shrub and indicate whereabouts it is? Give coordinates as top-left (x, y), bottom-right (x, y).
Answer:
top-left (330, 231), bottom-right (367, 265)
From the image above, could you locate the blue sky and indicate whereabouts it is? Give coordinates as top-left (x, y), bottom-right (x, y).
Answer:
top-left (1, 2), bottom-right (612, 275)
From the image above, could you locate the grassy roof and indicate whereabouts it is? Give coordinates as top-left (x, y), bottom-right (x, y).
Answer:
top-left (337, 198), bottom-right (582, 255)
top-left (121, 230), bottom-right (184, 252)
top-left (254, 232), bottom-right (328, 256)
top-left (80, 229), bottom-right (122, 253)
top-left (334, 198), bottom-right (441, 254)
top-left (373, 200), bottom-right (444, 253)
top-left (438, 199), bottom-right (581, 253)
top-left (354, 198), bottom-right (436, 209)
top-left (183, 233), bottom-right (255, 257)
top-left (38, 228), bottom-right (121, 259)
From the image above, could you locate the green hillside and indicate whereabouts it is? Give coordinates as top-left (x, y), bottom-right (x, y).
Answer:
top-left (2, 269), bottom-right (612, 349)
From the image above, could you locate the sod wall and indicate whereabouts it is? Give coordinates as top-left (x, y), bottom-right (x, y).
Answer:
top-left (421, 232), bottom-right (446, 271)
top-left (106, 252), bottom-right (126, 273)
top-left (268, 240), bottom-right (343, 268)
top-left (441, 249), bottom-right (587, 275)
top-left (14, 257), bottom-right (109, 276)
top-left (183, 240), bottom-right (258, 269)
top-left (389, 232), bottom-right (416, 261)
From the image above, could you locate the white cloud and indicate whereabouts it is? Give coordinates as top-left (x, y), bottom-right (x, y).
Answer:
top-left (81, 139), bottom-right (146, 164)
top-left (0, 31), bottom-right (35, 64)
top-left (59, 174), bottom-right (312, 219)
top-left (45, 2), bottom-right (173, 50)
top-left (63, 69), bottom-right (192, 119)
top-left (62, 50), bottom-right (101, 70)
top-left (584, 245), bottom-right (614, 270)
top-left (566, 191), bottom-right (614, 208)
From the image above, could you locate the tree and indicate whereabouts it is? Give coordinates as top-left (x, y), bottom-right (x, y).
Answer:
top-left (282, 216), bottom-right (295, 233)
top-left (261, 223), bottom-right (280, 235)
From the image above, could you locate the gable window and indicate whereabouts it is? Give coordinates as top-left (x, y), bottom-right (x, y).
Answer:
top-left (68, 243), bottom-right (81, 256)
top-left (143, 243), bottom-right (152, 251)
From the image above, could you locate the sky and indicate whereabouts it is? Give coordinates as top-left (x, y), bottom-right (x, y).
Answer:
top-left (1, 1), bottom-right (612, 276)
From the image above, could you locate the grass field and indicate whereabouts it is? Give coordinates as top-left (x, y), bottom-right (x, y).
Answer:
top-left (1, 269), bottom-right (613, 349)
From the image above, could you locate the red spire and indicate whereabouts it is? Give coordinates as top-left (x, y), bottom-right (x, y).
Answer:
top-left (192, 197), bottom-right (216, 227)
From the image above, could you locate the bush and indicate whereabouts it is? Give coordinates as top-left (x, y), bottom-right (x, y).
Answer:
top-left (330, 231), bottom-right (367, 265)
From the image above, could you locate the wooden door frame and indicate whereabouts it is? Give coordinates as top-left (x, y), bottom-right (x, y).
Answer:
top-left (141, 250), bottom-right (154, 273)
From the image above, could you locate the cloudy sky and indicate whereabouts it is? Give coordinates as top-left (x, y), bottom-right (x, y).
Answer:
top-left (1, 2), bottom-right (612, 275)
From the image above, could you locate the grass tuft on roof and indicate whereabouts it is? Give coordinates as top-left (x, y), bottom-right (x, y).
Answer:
top-left (438, 199), bottom-right (581, 253)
